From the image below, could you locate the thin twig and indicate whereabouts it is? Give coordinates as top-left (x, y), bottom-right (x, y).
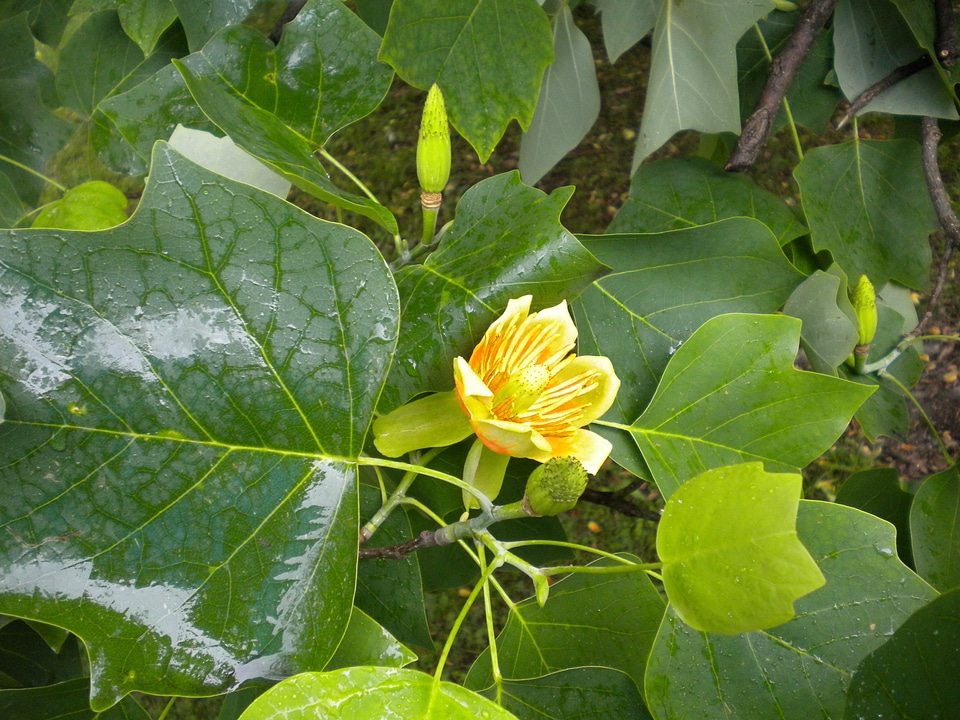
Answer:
top-left (580, 482), bottom-right (662, 522)
top-left (726, 0), bottom-right (837, 172)
top-left (935, 0), bottom-right (960, 67)
top-left (835, 55), bottom-right (932, 130)
top-left (358, 530), bottom-right (441, 560)
top-left (916, 116), bottom-right (959, 336)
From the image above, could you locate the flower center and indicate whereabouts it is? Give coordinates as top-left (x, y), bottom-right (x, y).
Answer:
top-left (492, 364), bottom-right (550, 418)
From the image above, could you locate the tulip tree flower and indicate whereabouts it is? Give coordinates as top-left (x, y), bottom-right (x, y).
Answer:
top-left (373, 296), bottom-right (620, 509)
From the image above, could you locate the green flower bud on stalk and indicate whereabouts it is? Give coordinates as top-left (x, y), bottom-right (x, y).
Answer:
top-left (417, 84), bottom-right (451, 195)
top-left (851, 274), bottom-right (878, 347)
top-left (523, 457), bottom-right (588, 517)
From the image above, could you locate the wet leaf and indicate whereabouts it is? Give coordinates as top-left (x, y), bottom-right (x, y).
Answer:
top-left (910, 463), bottom-right (960, 592)
top-left (845, 588), bottom-right (960, 719)
top-left (238, 667), bottom-right (517, 719)
top-left (794, 139), bottom-right (937, 290)
top-left (323, 608), bottom-right (416, 670)
top-left (659, 463), bottom-right (824, 634)
top-left (380, 0), bottom-right (553, 162)
top-left (31, 181), bottom-right (128, 231)
top-left (629, 314), bottom-right (874, 499)
top-left (71, 0), bottom-right (178, 55)
top-left (645, 500), bottom-right (937, 719)
top-left (0, 144), bottom-right (399, 708)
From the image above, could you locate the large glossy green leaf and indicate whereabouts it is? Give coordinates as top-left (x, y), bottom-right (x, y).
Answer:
top-left (910, 463), bottom-right (960, 592)
top-left (0, 144), bottom-right (400, 708)
top-left (634, 0), bottom-right (773, 167)
top-left (794, 139), bottom-right (937, 291)
top-left (71, 0), bottom-right (178, 55)
top-left (645, 500), bottom-right (937, 720)
top-left (0, 620), bottom-right (84, 688)
top-left (465, 555), bottom-right (665, 695)
top-left (0, 0), bottom-right (70, 45)
top-left (380, 0), bottom-right (553, 162)
top-left (55, 11), bottom-right (145, 119)
top-left (609, 157), bottom-right (807, 244)
top-left (482, 667), bottom-right (652, 720)
top-left (518, 6), bottom-right (600, 186)
top-left (176, 61), bottom-right (397, 232)
top-left (239, 667), bottom-right (517, 719)
top-left (31, 181), bottom-right (129, 231)
top-left (572, 222), bottom-right (804, 479)
top-left (100, 1), bottom-right (392, 165)
top-left (659, 464), bottom-right (824, 635)
top-left (0, 13), bottom-right (73, 205)
top-left (382, 171), bottom-right (606, 411)
top-left (846, 588), bottom-right (960, 719)
top-left (833, 0), bottom-right (957, 120)
top-left (594, 0), bottom-right (657, 64)
top-left (629, 313), bottom-right (875, 499)
top-left (738, 10), bottom-right (840, 134)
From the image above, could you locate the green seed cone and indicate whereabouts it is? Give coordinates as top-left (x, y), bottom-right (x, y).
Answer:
top-left (417, 84), bottom-right (451, 194)
top-left (524, 457), bottom-right (588, 516)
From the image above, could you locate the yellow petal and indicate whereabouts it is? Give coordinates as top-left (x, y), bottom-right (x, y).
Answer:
top-left (473, 417), bottom-right (551, 457)
top-left (529, 427), bottom-right (613, 475)
top-left (549, 355), bottom-right (620, 424)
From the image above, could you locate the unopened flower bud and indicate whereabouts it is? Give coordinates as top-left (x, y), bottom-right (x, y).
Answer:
top-left (851, 275), bottom-right (877, 347)
top-left (523, 457), bottom-right (588, 517)
top-left (416, 84), bottom-right (450, 194)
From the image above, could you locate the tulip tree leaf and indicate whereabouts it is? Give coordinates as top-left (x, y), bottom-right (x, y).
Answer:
top-left (794, 139), bottom-right (937, 290)
top-left (633, 0), bottom-right (773, 168)
top-left (609, 158), bottom-right (807, 245)
top-left (379, 0), bottom-right (554, 162)
top-left (658, 463), bottom-right (825, 635)
top-left (0, 14), bottom-right (73, 206)
top-left (845, 588), bottom-right (960, 720)
top-left (833, 0), bottom-right (957, 120)
top-left (629, 313), bottom-right (874, 499)
top-left (55, 11), bottom-right (145, 120)
top-left (594, 0), bottom-right (657, 64)
top-left (381, 171), bottom-right (607, 411)
top-left (465, 555), bottom-right (665, 694)
top-left (572, 219), bottom-right (804, 479)
top-left (71, 0), bottom-right (178, 55)
top-left (176, 61), bottom-right (398, 233)
top-left (170, 0), bottom-right (261, 51)
top-left (237, 667), bottom-right (516, 720)
top-left (481, 667), bottom-right (652, 720)
top-left (645, 500), bottom-right (938, 720)
top-left (782, 269), bottom-right (858, 374)
top-left (31, 181), bottom-right (129, 231)
top-left (100, 2), bottom-right (392, 166)
top-left (836, 468), bottom-right (914, 566)
top-left (910, 463), bottom-right (960, 592)
top-left (518, 5), bottom-right (600, 186)
top-left (0, 144), bottom-right (400, 709)
top-left (0, 677), bottom-right (151, 719)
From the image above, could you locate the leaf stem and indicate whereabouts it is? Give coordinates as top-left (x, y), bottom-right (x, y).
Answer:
top-left (317, 148), bottom-right (381, 204)
top-left (478, 544), bottom-right (504, 701)
top-left (433, 554), bottom-right (499, 684)
top-left (156, 697), bottom-right (178, 720)
top-left (0, 154), bottom-right (66, 192)
top-left (359, 448), bottom-right (444, 542)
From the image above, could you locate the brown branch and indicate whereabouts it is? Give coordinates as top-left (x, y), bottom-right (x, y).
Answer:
top-left (835, 55), bottom-right (932, 130)
top-left (915, 116), bottom-right (960, 335)
top-left (935, 0), bottom-right (960, 67)
top-left (580, 482), bottom-right (662, 522)
top-left (358, 530), bottom-right (442, 561)
top-left (725, 0), bottom-right (838, 172)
